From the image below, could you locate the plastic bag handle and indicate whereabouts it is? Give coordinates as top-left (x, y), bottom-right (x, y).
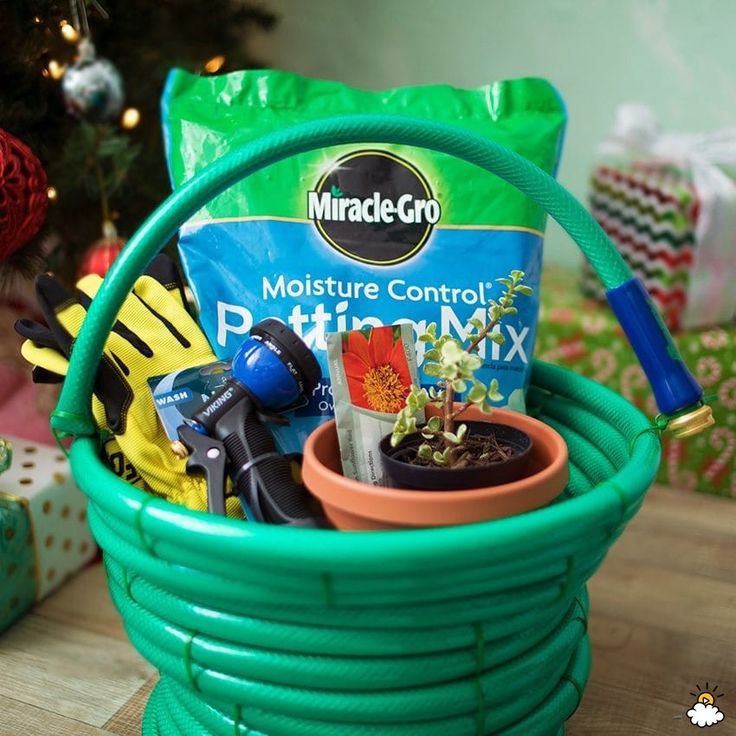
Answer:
top-left (51, 114), bottom-right (705, 437)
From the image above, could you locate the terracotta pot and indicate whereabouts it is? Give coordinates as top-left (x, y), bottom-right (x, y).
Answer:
top-left (378, 421), bottom-right (533, 490)
top-left (302, 407), bottom-right (568, 531)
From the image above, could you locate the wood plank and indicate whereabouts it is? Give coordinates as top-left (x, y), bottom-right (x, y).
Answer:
top-left (0, 612), bottom-right (154, 727)
top-left (34, 563), bottom-right (129, 641)
top-left (607, 486), bottom-right (736, 584)
top-left (567, 680), bottom-right (735, 736)
top-left (104, 676), bottom-right (158, 736)
top-left (0, 694), bottom-right (114, 736)
top-left (587, 556), bottom-right (736, 645)
top-left (568, 616), bottom-right (736, 734)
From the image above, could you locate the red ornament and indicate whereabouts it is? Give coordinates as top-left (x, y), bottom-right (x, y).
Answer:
top-left (79, 222), bottom-right (125, 277)
top-left (0, 129), bottom-right (49, 261)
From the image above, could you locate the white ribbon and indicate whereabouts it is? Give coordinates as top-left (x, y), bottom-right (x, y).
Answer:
top-left (599, 103), bottom-right (736, 329)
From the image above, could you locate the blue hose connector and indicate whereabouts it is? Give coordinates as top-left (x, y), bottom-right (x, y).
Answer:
top-left (606, 278), bottom-right (703, 416)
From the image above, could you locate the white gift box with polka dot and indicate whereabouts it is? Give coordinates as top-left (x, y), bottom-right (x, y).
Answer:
top-left (1, 436), bottom-right (97, 600)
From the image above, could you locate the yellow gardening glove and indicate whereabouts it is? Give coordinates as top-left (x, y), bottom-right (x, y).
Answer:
top-left (16, 256), bottom-right (241, 516)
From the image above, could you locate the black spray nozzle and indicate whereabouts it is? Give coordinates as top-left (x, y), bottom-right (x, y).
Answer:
top-left (183, 319), bottom-right (322, 526)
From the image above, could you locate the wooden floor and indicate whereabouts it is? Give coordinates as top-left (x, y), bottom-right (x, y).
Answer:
top-left (1, 484), bottom-right (734, 736)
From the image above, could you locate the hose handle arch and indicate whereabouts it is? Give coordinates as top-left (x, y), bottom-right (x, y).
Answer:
top-left (50, 114), bottom-right (710, 438)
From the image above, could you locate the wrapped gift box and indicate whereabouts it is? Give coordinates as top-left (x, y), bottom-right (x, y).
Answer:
top-left (538, 267), bottom-right (734, 498)
top-left (582, 105), bottom-right (736, 332)
top-left (0, 436), bottom-right (97, 631)
top-left (581, 163), bottom-right (697, 330)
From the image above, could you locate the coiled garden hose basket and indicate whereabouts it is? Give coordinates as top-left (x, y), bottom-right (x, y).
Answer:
top-left (51, 116), bottom-right (704, 734)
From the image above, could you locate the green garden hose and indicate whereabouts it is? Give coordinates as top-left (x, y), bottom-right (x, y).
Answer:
top-left (148, 633), bottom-right (588, 736)
top-left (50, 114), bottom-right (678, 734)
top-left (108, 568), bottom-right (583, 693)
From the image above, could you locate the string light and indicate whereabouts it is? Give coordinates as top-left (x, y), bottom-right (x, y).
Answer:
top-left (47, 187), bottom-right (58, 201)
top-left (48, 60), bottom-right (65, 80)
top-left (121, 107), bottom-right (140, 129)
top-left (33, 16), bottom-right (43, 24)
top-left (60, 20), bottom-right (79, 43)
top-left (204, 55), bottom-right (225, 73)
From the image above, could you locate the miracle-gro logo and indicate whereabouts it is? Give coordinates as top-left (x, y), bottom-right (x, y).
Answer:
top-left (307, 149), bottom-right (441, 265)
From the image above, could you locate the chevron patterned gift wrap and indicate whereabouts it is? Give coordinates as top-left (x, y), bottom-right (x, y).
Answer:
top-left (581, 164), bottom-right (699, 330)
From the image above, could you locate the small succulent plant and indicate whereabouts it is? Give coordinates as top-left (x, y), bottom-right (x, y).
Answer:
top-left (391, 270), bottom-right (533, 467)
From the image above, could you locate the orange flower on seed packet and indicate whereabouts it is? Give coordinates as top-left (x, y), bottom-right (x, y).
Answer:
top-left (342, 326), bottom-right (413, 414)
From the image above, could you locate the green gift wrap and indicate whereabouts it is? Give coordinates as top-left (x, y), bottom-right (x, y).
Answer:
top-left (0, 436), bottom-right (98, 631)
top-left (538, 267), bottom-right (734, 498)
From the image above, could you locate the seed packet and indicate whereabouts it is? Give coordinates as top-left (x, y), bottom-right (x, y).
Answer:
top-left (162, 69), bottom-right (567, 453)
top-left (327, 324), bottom-right (422, 485)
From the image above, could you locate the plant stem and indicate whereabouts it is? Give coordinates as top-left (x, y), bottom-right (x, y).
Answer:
top-left (443, 385), bottom-right (454, 450)
top-left (449, 400), bottom-right (473, 421)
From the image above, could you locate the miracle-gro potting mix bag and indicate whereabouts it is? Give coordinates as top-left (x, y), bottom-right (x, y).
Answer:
top-left (161, 69), bottom-right (567, 453)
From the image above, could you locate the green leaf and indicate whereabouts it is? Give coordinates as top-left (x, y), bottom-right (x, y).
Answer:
top-left (451, 378), bottom-right (467, 393)
top-left (424, 363), bottom-right (442, 378)
top-left (418, 334), bottom-right (434, 343)
top-left (440, 340), bottom-right (464, 361)
top-left (440, 366), bottom-right (458, 382)
top-left (432, 450), bottom-right (448, 466)
top-left (503, 306), bottom-right (518, 315)
top-left (465, 354), bottom-right (483, 371)
top-left (456, 423), bottom-right (468, 442)
top-left (426, 415), bottom-right (442, 432)
top-left (468, 317), bottom-right (485, 330)
top-left (487, 378), bottom-right (504, 401)
top-left (496, 277), bottom-right (513, 287)
top-left (417, 443), bottom-right (433, 460)
top-left (490, 332), bottom-right (506, 345)
top-left (488, 305), bottom-right (503, 321)
top-left (510, 269), bottom-right (524, 282)
top-left (330, 185), bottom-right (343, 197)
top-left (443, 431), bottom-right (460, 445)
top-left (515, 284), bottom-right (534, 296)
top-left (415, 390), bottom-right (430, 410)
top-left (468, 380), bottom-right (486, 403)
top-left (390, 430), bottom-right (406, 447)
top-left (487, 392), bottom-right (504, 403)
top-left (480, 401), bottom-right (494, 414)
top-left (424, 349), bottom-right (441, 362)
top-left (426, 322), bottom-right (437, 338)
top-left (434, 334), bottom-right (451, 349)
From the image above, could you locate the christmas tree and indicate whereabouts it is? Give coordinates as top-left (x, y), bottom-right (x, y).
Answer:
top-left (0, 0), bottom-right (276, 286)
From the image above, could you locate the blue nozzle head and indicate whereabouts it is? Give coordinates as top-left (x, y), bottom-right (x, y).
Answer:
top-left (231, 319), bottom-right (321, 412)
